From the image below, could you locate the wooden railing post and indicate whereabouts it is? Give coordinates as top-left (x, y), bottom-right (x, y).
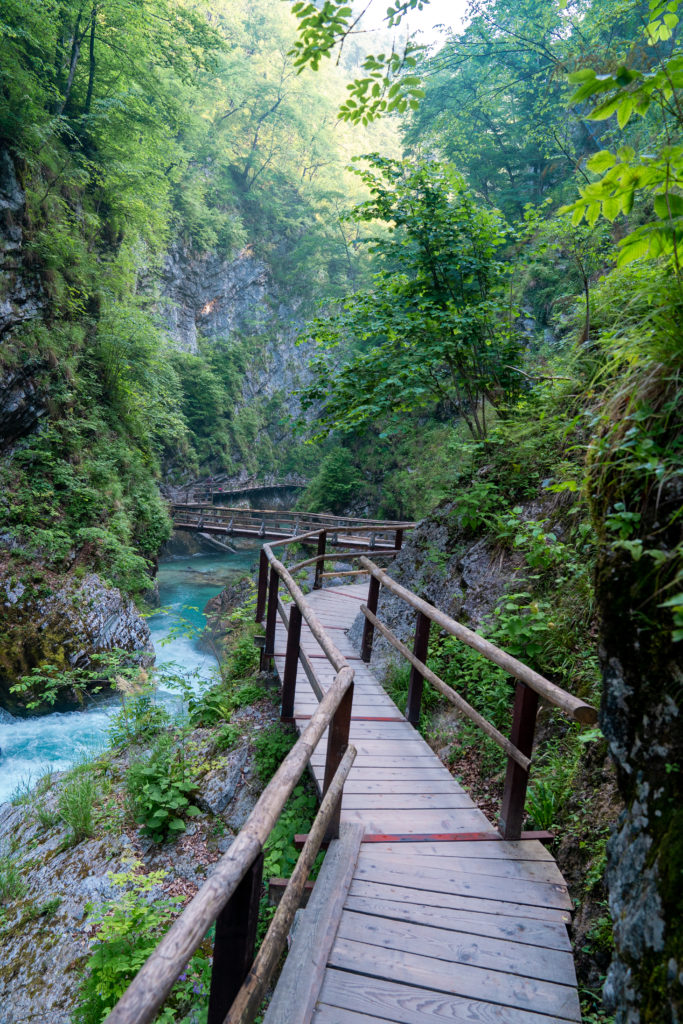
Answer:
top-left (322, 680), bottom-right (354, 840)
top-left (499, 681), bottom-right (539, 840)
top-left (405, 611), bottom-right (430, 726)
top-left (395, 528), bottom-right (404, 551)
top-left (256, 549), bottom-right (269, 623)
top-left (261, 566), bottom-right (279, 671)
top-left (361, 575), bottom-right (380, 663)
top-left (206, 851), bottom-right (263, 1024)
top-left (313, 530), bottom-right (327, 590)
top-left (281, 604), bottom-right (302, 722)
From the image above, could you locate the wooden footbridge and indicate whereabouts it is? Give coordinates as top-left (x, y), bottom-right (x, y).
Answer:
top-left (106, 520), bottom-right (596, 1024)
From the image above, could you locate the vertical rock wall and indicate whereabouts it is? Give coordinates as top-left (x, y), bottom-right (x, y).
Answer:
top-left (598, 475), bottom-right (683, 1022)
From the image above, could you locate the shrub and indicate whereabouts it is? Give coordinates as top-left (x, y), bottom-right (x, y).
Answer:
top-left (0, 851), bottom-right (27, 902)
top-left (126, 736), bottom-right (200, 843)
top-left (73, 861), bottom-right (210, 1024)
top-left (109, 691), bottom-right (170, 748)
top-left (253, 725), bottom-right (297, 783)
top-left (58, 773), bottom-right (97, 844)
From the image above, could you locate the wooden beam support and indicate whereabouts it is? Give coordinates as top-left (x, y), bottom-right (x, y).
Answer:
top-left (206, 851), bottom-right (263, 1024)
top-left (499, 681), bottom-right (539, 841)
top-left (262, 565), bottom-right (279, 671)
top-left (281, 603), bottom-right (302, 721)
top-left (361, 575), bottom-right (380, 663)
top-left (313, 530), bottom-right (327, 589)
top-left (406, 610), bottom-right (430, 726)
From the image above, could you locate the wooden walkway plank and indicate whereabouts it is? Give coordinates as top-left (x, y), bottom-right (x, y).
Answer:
top-left (335, 909), bottom-right (577, 986)
top-left (354, 858), bottom-right (573, 911)
top-left (327, 938), bottom-right (581, 1021)
top-left (343, 894), bottom-right (573, 951)
top-left (348, 877), bottom-right (572, 925)
top-left (356, 848), bottom-right (566, 884)
top-left (266, 582), bottom-right (580, 1024)
top-left (314, 970), bottom-right (576, 1024)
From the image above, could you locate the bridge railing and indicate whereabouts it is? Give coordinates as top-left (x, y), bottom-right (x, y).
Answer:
top-left (104, 532), bottom-right (367, 1024)
top-left (256, 529), bottom-right (596, 842)
top-left (172, 503), bottom-right (414, 552)
top-left (355, 555), bottom-right (597, 840)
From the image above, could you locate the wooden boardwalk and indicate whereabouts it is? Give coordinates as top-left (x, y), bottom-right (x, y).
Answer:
top-left (269, 584), bottom-right (581, 1024)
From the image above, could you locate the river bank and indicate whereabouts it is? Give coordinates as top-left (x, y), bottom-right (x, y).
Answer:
top-left (0, 543), bottom-right (261, 804)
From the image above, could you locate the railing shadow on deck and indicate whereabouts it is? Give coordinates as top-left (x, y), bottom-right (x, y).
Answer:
top-left (104, 519), bottom-right (596, 1024)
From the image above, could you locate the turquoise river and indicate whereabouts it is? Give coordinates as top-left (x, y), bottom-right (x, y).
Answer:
top-left (0, 544), bottom-right (260, 804)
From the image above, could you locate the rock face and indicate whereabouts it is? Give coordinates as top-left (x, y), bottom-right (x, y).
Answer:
top-left (597, 521), bottom-right (683, 1021)
top-left (0, 570), bottom-right (152, 703)
top-left (347, 502), bottom-right (518, 675)
top-left (0, 360), bottom-right (48, 448)
top-left (0, 149), bottom-right (43, 339)
top-left (0, 149), bottom-right (48, 445)
top-left (162, 244), bottom-right (272, 354)
top-left (160, 243), bottom-right (312, 409)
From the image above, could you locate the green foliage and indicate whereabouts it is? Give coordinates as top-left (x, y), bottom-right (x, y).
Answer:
top-left (382, 659), bottom-right (438, 735)
top-left (214, 724), bottom-right (241, 752)
top-left (288, 1), bottom-right (425, 123)
top-left (109, 691), bottom-right (171, 749)
top-left (126, 736), bottom-right (200, 844)
top-left (300, 156), bottom-right (522, 441)
top-left (35, 803), bottom-right (61, 830)
top-left (58, 773), bottom-right (97, 845)
top-left (74, 861), bottom-right (211, 1024)
top-left (0, 850), bottom-right (27, 903)
top-left (298, 447), bottom-right (363, 514)
top-left (563, 0), bottom-right (683, 272)
top-left (263, 784), bottom-right (320, 879)
top-left (253, 725), bottom-right (298, 783)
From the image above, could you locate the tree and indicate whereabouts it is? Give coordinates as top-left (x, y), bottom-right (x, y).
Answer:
top-left (299, 157), bottom-right (522, 440)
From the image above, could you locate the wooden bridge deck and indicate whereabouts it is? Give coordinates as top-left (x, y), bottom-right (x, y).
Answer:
top-left (268, 584), bottom-right (581, 1024)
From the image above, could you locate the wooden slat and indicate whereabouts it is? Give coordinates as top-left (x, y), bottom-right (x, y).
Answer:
top-left (340, 810), bottom-right (492, 834)
top-left (342, 794), bottom-right (476, 811)
top-left (356, 849), bottom-right (564, 885)
top-left (361, 839), bottom-right (555, 861)
top-left (348, 878), bottom-right (572, 925)
top-left (335, 910), bottom-right (577, 986)
top-left (328, 938), bottom-right (581, 1021)
top-left (355, 858), bottom-right (572, 911)
top-left (315, 969), bottom-right (574, 1024)
top-left (343, 894), bottom-right (572, 951)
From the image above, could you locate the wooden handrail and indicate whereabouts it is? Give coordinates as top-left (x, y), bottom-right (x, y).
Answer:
top-left (262, 543), bottom-right (348, 673)
top-left (288, 549), bottom-right (401, 572)
top-left (104, 667), bottom-right (354, 1024)
top-left (361, 605), bottom-right (531, 770)
top-left (359, 556), bottom-right (597, 725)
top-left (172, 503), bottom-right (415, 529)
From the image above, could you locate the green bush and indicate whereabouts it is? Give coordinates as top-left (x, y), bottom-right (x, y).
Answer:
top-left (253, 725), bottom-right (297, 783)
top-left (126, 736), bottom-right (200, 843)
top-left (224, 632), bottom-right (259, 681)
top-left (0, 851), bottom-right (27, 903)
top-left (73, 861), bottom-right (211, 1024)
top-left (58, 773), bottom-right (97, 845)
top-left (109, 692), bottom-right (170, 748)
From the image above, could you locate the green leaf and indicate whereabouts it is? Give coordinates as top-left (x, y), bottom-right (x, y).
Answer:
top-left (587, 150), bottom-right (616, 174)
